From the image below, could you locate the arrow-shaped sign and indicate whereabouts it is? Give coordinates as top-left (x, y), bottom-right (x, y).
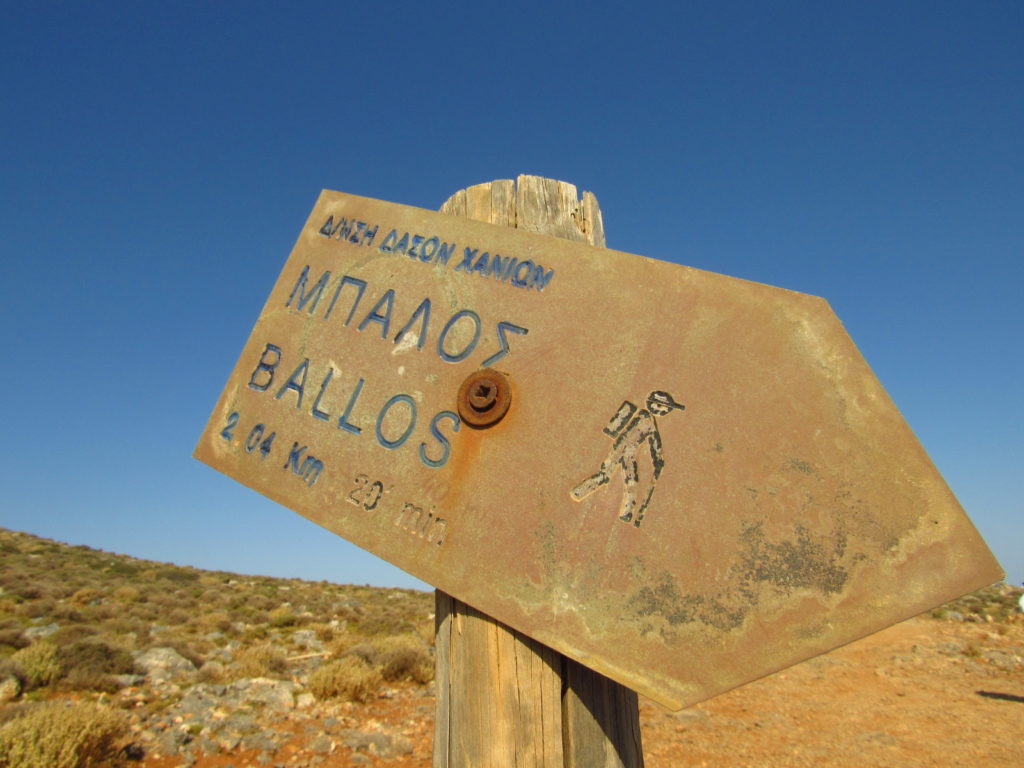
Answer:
top-left (195, 189), bottom-right (1002, 709)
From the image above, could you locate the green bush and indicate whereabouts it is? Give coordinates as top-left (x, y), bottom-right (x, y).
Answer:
top-left (0, 700), bottom-right (127, 768)
top-left (308, 656), bottom-right (381, 703)
top-left (11, 642), bottom-right (60, 689)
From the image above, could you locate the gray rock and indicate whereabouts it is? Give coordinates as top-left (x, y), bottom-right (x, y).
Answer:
top-left (221, 713), bottom-right (257, 733)
top-left (113, 673), bottom-right (146, 687)
top-left (175, 684), bottom-right (222, 719)
top-left (209, 647), bottom-right (234, 662)
top-left (340, 729), bottom-right (413, 758)
top-left (241, 730), bottom-right (278, 752)
top-left (195, 735), bottom-right (220, 755)
top-left (156, 726), bottom-right (192, 756)
top-left (230, 677), bottom-right (295, 710)
top-left (308, 734), bottom-right (334, 753)
top-left (24, 623), bottom-right (59, 639)
top-left (290, 630), bottom-right (322, 649)
top-left (135, 647), bottom-right (197, 682)
top-left (216, 733), bottom-right (242, 752)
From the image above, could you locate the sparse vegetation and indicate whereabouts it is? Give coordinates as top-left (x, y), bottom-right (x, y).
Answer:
top-left (376, 634), bottom-right (434, 684)
top-left (308, 655), bottom-right (383, 702)
top-left (0, 527), bottom-right (434, 710)
top-left (929, 581), bottom-right (1023, 623)
top-left (11, 640), bottom-right (59, 688)
top-left (0, 526), bottom-right (1020, 766)
top-left (0, 700), bottom-right (128, 768)
top-left (232, 643), bottom-right (288, 679)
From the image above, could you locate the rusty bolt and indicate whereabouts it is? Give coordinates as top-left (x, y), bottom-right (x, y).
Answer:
top-left (458, 369), bottom-right (511, 428)
top-left (469, 379), bottom-right (499, 411)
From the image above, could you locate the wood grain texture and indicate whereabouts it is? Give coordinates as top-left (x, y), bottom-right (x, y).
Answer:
top-left (433, 176), bottom-right (642, 768)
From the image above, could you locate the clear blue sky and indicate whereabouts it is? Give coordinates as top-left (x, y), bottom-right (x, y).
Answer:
top-left (2, 2), bottom-right (1020, 590)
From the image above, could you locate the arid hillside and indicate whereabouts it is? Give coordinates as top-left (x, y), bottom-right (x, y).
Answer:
top-left (0, 527), bottom-right (1021, 767)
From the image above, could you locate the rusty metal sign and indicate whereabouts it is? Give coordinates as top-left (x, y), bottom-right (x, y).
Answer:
top-left (195, 189), bottom-right (1002, 709)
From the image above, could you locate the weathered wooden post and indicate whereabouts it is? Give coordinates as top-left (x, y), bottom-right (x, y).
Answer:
top-left (432, 176), bottom-right (643, 768)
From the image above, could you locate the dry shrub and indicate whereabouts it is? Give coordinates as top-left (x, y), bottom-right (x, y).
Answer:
top-left (312, 623), bottom-right (335, 643)
top-left (357, 611), bottom-right (413, 637)
top-left (232, 644), bottom-right (287, 678)
top-left (53, 625), bottom-right (97, 645)
top-left (247, 595), bottom-right (275, 611)
top-left (325, 629), bottom-right (362, 656)
top-left (10, 584), bottom-right (46, 601)
top-left (196, 661), bottom-right (225, 684)
top-left (56, 641), bottom-right (137, 691)
top-left (61, 667), bottom-right (120, 694)
top-left (18, 598), bottom-right (55, 619)
top-left (0, 659), bottom-right (26, 693)
top-left (375, 635), bottom-right (433, 684)
top-left (340, 643), bottom-right (378, 666)
top-left (82, 604), bottom-right (117, 623)
top-left (414, 618), bottom-right (436, 647)
top-left (103, 618), bottom-right (136, 636)
top-left (308, 656), bottom-right (381, 703)
top-left (11, 641), bottom-right (60, 688)
top-left (198, 611), bottom-right (232, 633)
top-left (51, 604), bottom-right (85, 622)
top-left (165, 609), bottom-right (191, 626)
top-left (268, 607), bottom-right (297, 627)
top-left (0, 700), bottom-right (127, 768)
top-left (111, 586), bottom-right (139, 603)
top-left (69, 588), bottom-right (100, 608)
top-left (0, 629), bottom-right (28, 651)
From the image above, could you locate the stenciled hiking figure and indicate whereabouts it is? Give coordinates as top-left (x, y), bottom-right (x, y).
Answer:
top-left (571, 391), bottom-right (685, 527)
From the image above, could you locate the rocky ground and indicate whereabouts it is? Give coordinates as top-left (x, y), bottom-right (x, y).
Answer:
top-left (124, 614), bottom-right (1022, 767)
top-left (1, 529), bottom-right (1020, 767)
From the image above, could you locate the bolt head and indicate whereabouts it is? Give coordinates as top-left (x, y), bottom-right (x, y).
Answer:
top-left (457, 369), bottom-right (512, 428)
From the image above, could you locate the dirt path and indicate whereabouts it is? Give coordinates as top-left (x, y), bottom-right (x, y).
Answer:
top-left (141, 617), bottom-right (1023, 767)
top-left (641, 617), bottom-right (1024, 767)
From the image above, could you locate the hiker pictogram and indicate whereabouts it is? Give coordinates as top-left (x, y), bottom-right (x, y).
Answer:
top-left (571, 391), bottom-right (685, 527)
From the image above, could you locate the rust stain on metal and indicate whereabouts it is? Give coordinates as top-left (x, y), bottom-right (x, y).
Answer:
top-left (194, 189), bottom-right (1003, 710)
